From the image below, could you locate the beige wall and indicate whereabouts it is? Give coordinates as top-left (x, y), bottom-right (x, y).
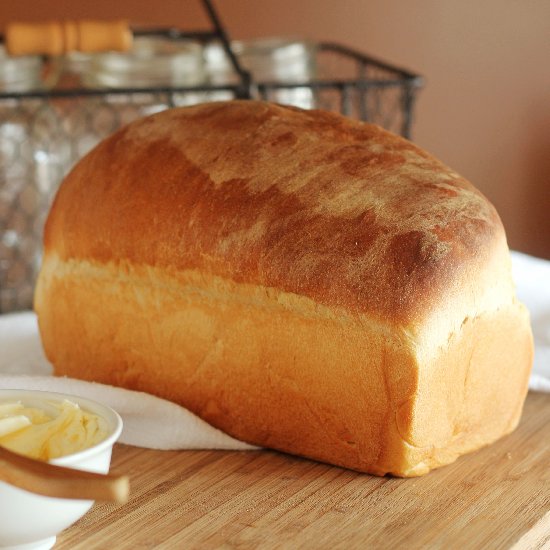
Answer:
top-left (2, 0), bottom-right (549, 257)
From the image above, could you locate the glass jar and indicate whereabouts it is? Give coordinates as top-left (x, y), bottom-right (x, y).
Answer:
top-left (0, 47), bottom-right (71, 312)
top-left (205, 38), bottom-right (318, 108)
top-left (85, 36), bottom-right (205, 88)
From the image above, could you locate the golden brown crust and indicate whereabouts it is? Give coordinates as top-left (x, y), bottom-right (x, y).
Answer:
top-left (44, 100), bottom-right (503, 326)
top-left (36, 101), bottom-right (533, 475)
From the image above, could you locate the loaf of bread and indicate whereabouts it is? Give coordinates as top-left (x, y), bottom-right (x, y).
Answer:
top-left (35, 101), bottom-right (533, 476)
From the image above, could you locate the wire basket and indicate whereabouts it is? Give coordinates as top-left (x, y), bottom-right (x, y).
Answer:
top-left (0, 1), bottom-right (423, 313)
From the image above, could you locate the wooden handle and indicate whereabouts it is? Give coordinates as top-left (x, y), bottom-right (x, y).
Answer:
top-left (0, 445), bottom-right (129, 503)
top-left (5, 20), bottom-right (133, 56)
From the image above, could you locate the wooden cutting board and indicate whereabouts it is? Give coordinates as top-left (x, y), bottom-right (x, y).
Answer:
top-left (58, 392), bottom-right (550, 549)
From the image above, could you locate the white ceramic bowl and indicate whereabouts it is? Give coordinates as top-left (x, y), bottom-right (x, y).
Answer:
top-left (0, 389), bottom-right (123, 550)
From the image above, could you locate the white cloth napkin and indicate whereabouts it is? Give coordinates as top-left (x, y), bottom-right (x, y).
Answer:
top-left (511, 251), bottom-right (550, 392)
top-left (0, 250), bottom-right (548, 451)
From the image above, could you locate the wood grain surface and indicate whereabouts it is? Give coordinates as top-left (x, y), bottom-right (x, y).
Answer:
top-left (57, 392), bottom-right (550, 549)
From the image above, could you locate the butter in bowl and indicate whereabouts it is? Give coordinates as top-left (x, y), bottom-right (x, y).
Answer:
top-left (0, 389), bottom-right (125, 550)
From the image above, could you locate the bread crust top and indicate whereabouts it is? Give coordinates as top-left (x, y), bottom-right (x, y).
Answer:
top-left (44, 100), bottom-right (507, 326)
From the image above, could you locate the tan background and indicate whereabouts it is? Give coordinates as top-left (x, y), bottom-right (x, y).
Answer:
top-left (2, 0), bottom-right (549, 258)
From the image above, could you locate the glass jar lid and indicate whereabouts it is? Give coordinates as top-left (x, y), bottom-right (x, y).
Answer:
top-left (83, 37), bottom-right (205, 88)
top-left (0, 46), bottom-right (43, 92)
top-left (204, 38), bottom-right (317, 84)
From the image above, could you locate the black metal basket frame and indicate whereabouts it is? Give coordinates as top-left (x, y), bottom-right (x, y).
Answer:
top-left (0, 0), bottom-right (423, 138)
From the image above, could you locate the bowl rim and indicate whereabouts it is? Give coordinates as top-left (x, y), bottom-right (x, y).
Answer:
top-left (0, 388), bottom-right (123, 465)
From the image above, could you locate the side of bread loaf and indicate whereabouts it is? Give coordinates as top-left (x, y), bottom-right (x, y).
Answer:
top-left (35, 101), bottom-right (533, 476)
